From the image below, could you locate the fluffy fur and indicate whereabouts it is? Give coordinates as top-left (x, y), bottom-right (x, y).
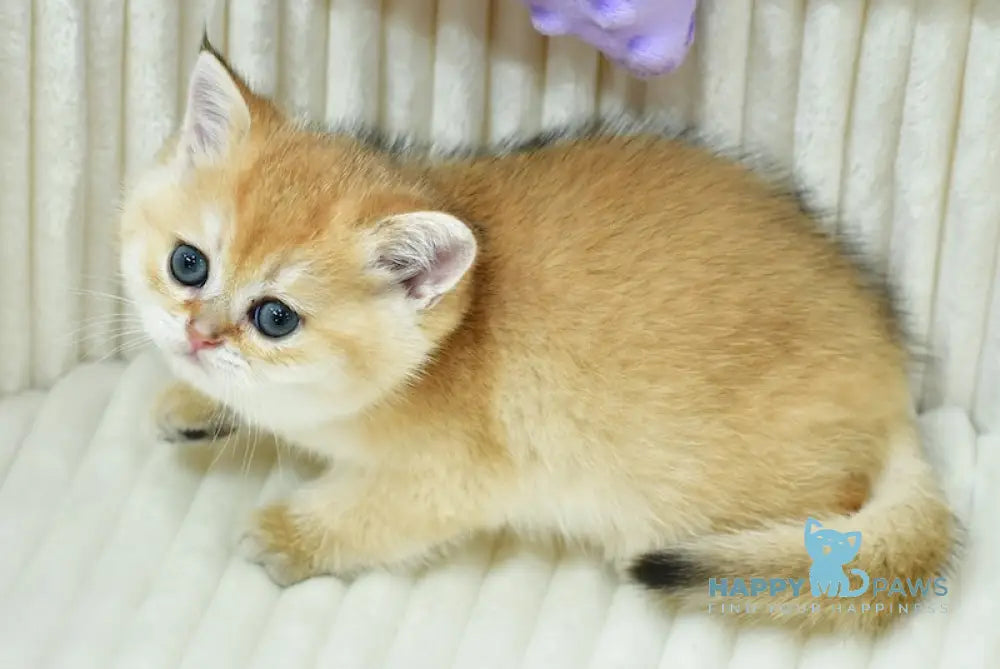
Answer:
top-left (120, 46), bottom-right (955, 633)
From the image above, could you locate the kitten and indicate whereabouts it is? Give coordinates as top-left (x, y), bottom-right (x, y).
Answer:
top-left (120, 44), bottom-right (955, 633)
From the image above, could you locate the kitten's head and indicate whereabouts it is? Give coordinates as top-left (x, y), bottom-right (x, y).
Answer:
top-left (120, 48), bottom-right (477, 431)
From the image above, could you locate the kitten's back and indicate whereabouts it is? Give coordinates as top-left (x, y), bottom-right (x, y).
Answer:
top-left (430, 132), bottom-right (904, 408)
top-left (414, 132), bottom-right (911, 532)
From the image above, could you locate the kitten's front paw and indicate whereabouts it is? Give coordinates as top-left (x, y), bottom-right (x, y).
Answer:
top-left (153, 381), bottom-right (237, 442)
top-left (238, 503), bottom-right (330, 586)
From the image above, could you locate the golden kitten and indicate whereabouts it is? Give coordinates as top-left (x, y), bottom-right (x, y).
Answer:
top-left (119, 44), bottom-right (955, 633)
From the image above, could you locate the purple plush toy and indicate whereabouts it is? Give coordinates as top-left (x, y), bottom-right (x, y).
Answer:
top-left (523, 0), bottom-right (697, 77)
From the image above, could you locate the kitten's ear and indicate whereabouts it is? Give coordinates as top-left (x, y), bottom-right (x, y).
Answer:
top-left (367, 211), bottom-right (477, 309)
top-left (176, 50), bottom-right (251, 168)
top-left (805, 517), bottom-right (822, 535)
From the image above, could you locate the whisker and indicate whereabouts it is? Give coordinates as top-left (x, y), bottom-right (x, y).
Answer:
top-left (62, 320), bottom-right (145, 336)
top-left (69, 288), bottom-right (137, 306)
top-left (71, 310), bottom-right (141, 321)
top-left (88, 337), bottom-right (152, 365)
top-left (207, 425), bottom-right (236, 472)
top-left (62, 327), bottom-right (149, 346)
top-left (242, 419), bottom-right (257, 478)
top-left (208, 380), bottom-right (239, 473)
top-left (61, 329), bottom-right (141, 346)
top-left (64, 313), bottom-right (144, 329)
top-left (76, 269), bottom-right (125, 279)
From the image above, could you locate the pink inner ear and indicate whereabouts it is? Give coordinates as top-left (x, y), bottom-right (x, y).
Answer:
top-left (371, 210), bottom-right (476, 306)
top-left (403, 245), bottom-right (463, 299)
top-left (375, 231), bottom-right (473, 301)
top-left (373, 253), bottom-right (425, 298)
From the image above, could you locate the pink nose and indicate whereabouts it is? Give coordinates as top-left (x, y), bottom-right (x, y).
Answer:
top-left (186, 322), bottom-right (222, 353)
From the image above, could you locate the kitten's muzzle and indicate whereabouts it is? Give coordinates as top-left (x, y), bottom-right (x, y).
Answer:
top-left (186, 320), bottom-right (224, 353)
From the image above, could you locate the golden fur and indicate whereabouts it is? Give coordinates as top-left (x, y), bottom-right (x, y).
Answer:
top-left (120, 48), bottom-right (955, 633)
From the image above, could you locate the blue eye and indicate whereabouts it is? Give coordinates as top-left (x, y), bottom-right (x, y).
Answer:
top-left (169, 243), bottom-right (209, 287)
top-left (252, 299), bottom-right (300, 338)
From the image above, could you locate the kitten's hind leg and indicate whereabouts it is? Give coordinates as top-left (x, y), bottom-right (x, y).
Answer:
top-left (153, 381), bottom-right (238, 442)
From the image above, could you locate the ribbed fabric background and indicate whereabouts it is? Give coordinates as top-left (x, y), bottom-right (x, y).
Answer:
top-left (0, 4), bottom-right (998, 667)
top-left (1, 0), bottom-right (998, 433)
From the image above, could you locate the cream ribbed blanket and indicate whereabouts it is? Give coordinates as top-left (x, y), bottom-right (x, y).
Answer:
top-left (0, 1), bottom-right (998, 667)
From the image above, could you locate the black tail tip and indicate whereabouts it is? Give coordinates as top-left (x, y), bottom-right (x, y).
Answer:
top-left (628, 551), bottom-right (703, 591)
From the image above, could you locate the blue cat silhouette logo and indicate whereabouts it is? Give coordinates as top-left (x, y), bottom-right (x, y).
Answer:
top-left (804, 517), bottom-right (870, 598)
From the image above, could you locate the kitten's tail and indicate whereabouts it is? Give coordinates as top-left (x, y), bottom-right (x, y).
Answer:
top-left (628, 422), bottom-right (958, 633)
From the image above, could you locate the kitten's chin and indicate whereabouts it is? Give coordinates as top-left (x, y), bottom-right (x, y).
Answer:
top-left (162, 350), bottom-right (373, 437)
top-left (164, 350), bottom-right (222, 392)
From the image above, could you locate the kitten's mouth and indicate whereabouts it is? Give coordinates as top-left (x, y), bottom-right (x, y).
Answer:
top-left (179, 347), bottom-right (209, 367)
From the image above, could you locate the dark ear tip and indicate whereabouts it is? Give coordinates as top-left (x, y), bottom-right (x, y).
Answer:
top-left (200, 28), bottom-right (225, 60)
top-left (194, 28), bottom-right (255, 99)
top-left (199, 27), bottom-right (233, 69)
